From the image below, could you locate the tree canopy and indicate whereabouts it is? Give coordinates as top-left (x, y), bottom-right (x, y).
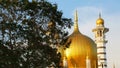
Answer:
top-left (0, 0), bottom-right (72, 68)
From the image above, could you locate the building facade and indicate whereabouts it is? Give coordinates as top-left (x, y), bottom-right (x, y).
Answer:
top-left (59, 11), bottom-right (109, 68)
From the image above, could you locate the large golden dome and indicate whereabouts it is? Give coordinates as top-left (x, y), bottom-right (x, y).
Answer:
top-left (63, 10), bottom-right (97, 68)
top-left (65, 30), bottom-right (97, 68)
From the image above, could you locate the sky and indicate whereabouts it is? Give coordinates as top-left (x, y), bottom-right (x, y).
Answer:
top-left (48, 0), bottom-right (120, 68)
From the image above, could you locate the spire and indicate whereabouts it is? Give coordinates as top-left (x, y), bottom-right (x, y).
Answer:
top-left (113, 63), bottom-right (115, 68)
top-left (74, 10), bottom-right (79, 32)
top-left (75, 10), bottom-right (78, 23)
top-left (99, 12), bottom-right (101, 18)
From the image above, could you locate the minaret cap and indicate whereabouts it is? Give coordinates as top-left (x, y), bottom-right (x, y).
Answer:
top-left (96, 13), bottom-right (104, 25)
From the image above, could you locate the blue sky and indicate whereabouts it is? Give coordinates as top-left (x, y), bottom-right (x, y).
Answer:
top-left (48, 0), bottom-right (120, 18)
top-left (48, 0), bottom-right (120, 68)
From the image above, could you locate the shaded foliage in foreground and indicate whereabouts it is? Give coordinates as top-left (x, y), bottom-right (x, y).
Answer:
top-left (0, 0), bottom-right (72, 68)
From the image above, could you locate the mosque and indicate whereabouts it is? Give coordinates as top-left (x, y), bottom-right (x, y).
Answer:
top-left (58, 10), bottom-right (109, 68)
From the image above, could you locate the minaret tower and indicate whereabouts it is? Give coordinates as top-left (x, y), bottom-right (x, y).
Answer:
top-left (92, 13), bottom-right (109, 68)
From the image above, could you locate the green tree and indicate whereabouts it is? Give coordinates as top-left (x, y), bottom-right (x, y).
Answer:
top-left (0, 0), bottom-right (72, 68)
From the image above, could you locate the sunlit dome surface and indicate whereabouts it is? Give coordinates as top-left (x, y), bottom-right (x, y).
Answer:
top-left (64, 10), bottom-right (97, 68)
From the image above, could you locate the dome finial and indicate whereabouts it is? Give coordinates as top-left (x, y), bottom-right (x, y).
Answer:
top-left (96, 12), bottom-right (104, 25)
top-left (99, 12), bottom-right (101, 18)
top-left (75, 10), bottom-right (78, 23)
top-left (74, 10), bottom-right (79, 32)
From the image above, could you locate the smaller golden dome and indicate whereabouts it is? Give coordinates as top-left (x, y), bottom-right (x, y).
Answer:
top-left (96, 18), bottom-right (104, 25)
top-left (96, 13), bottom-right (104, 25)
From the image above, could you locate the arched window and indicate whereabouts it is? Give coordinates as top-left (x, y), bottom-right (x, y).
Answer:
top-left (100, 30), bottom-right (102, 36)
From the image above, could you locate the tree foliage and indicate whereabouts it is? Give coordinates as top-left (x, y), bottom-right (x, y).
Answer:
top-left (0, 0), bottom-right (72, 68)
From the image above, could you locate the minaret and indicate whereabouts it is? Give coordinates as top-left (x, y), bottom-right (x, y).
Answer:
top-left (63, 57), bottom-right (68, 68)
top-left (113, 62), bottom-right (115, 68)
top-left (92, 13), bottom-right (109, 68)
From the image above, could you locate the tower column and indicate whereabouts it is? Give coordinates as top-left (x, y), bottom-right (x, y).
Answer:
top-left (92, 14), bottom-right (109, 68)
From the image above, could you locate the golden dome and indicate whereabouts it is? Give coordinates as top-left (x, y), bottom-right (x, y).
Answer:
top-left (96, 13), bottom-right (104, 25)
top-left (96, 18), bottom-right (104, 25)
top-left (65, 31), bottom-right (97, 68)
top-left (63, 10), bottom-right (97, 68)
